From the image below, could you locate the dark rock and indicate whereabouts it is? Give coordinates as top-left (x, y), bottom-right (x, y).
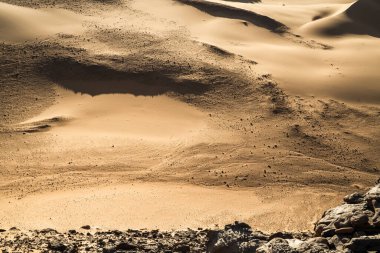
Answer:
top-left (225, 221), bottom-right (252, 234)
top-left (314, 224), bottom-right (326, 237)
top-left (174, 244), bottom-right (191, 253)
top-left (306, 237), bottom-right (329, 247)
top-left (257, 238), bottom-right (297, 253)
top-left (269, 232), bottom-right (294, 240)
top-left (239, 240), bottom-right (261, 253)
top-left (333, 217), bottom-right (351, 229)
top-left (48, 242), bottom-right (68, 252)
top-left (81, 225), bottom-right (91, 230)
top-left (328, 235), bottom-right (349, 251)
top-left (350, 213), bottom-right (370, 228)
top-left (40, 228), bottom-right (58, 234)
top-left (0, 229), bottom-right (6, 232)
top-left (321, 227), bottom-right (335, 237)
top-left (116, 242), bottom-right (138, 250)
top-left (345, 235), bottom-right (380, 252)
top-left (206, 224), bottom-right (256, 253)
top-left (102, 246), bottom-right (116, 253)
top-left (344, 192), bottom-right (364, 204)
top-left (335, 227), bottom-right (354, 234)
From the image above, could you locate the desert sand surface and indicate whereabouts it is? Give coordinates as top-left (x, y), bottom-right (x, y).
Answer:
top-left (0, 0), bottom-right (379, 236)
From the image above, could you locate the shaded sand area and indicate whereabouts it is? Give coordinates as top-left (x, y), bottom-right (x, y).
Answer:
top-left (0, 0), bottom-right (379, 233)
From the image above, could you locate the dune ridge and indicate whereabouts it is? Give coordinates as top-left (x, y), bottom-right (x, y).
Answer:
top-left (300, 0), bottom-right (380, 37)
top-left (175, 0), bottom-right (289, 33)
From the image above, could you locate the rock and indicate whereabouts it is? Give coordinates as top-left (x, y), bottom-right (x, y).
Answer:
top-left (206, 223), bottom-right (259, 253)
top-left (333, 217), bottom-right (351, 229)
top-left (335, 227), bottom-right (354, 234)
top-left (256, 238), bottom-right (297, 253)
top-left (69, 229), bottom-right (77, 234)
top-left (206, 231), bottom-right (239, 253)
top-left (225, 221), bottom-right (252, 234)
top-left (48, 242), bottom-right (68, 252)
top-left (364, 184), bottom-right (380, 202)
top-left (102, 246), bottom-right (116, 253)
top-left (0, 229), bottom-right (6, 232)
top-left (269, 232), bottom-right (294, 240)
top-left (350, 213), bottom-right (370, 228)
top-left (174, 244), bottom-right (191, 253)
top-left (344, 192), bottom-right (364, 204)
top-left (81, 225), bottom-right (91, 230)
top-left (116, 242), bottom-right (138, 250)
top-left (289, 238), bottom-right (330, 253)
top-left (307, 237), bottom-right (329, 245)
top-left (328, 235), bottom-right (350, 251)
top-left (345, 235), bottom-right (380, 252)
top-left (40, 228), bottom-right (58, 234)
top-left (314, 224), bottom-right (326, 237)
top-left (321, 227), bottom-right (335, 237)
top-left (239, 241), bottom-right (261, 253)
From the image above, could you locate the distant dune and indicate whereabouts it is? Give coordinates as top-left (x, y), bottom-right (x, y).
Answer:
top-left (175, 0), bottom-right (288, 33)
top-left (300, 0), bottom-right (380, 37)
top-left (0, 2), bottom-right (83, 42)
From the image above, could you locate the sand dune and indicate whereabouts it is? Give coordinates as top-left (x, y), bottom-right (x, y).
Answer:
top-left (0, 2), bottom-right (83, 42)
top-left (176, 0), bottom-right (288, 33)
top-left (300, 0), bottom-right (380, 37)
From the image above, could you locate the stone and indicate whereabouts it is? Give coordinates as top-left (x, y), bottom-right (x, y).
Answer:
top-left (256, 238), bottom-right (298, 253)
top-left (306, 237), bottom-right (329, 247)
top-left (345, 235), bottom-right (380, 252)
top-left (335, 227), bottom-right (354, 234)
top-left (328, 235), bottom-right (349, 251)
top-left (344, 192), bottom-right (364, 204)
top-left (81, 225), bottom-right (91, 230)
top-left (333, 217), bottom-right (351, 229)
top-left (314, 224), bottom-right (326, 237)
top-left (269, 232), bottom-right (294, 240)
top-left (239, 241), bottom-right (261, 253)
top-left (225, 221), bottom-right (252, 234)
top-left (115, 242), bottom-right (138, 250)
top-left (350, 213), bottom-right (370, 228)
top-left (321, 227), bottom-right (335, 237)
top-left (174, 244), bottom-right (191, 253)
top-left (48, 242), bottom-right (68, 252)
top-left (40, 228), bottom-right (58, 234)
top-left (364, 184), bottom-right (380, 202)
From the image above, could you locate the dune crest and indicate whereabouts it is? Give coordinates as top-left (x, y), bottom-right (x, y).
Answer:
top-left (299, 0), bottom-right (380, 37)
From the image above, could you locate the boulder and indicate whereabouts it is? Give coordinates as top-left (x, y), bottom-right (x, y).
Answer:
top-left (256, 238), bottom-right (298, 253)
top-left (344, 192), bottom-right (364, 204)
top-left (345, 235), bottom-right (380, 252)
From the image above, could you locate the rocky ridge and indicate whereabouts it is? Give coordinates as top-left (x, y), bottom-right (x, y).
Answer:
top-left (1, 184), bottom-right (379, 252)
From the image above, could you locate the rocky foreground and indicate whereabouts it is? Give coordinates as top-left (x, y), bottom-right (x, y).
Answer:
top-left (1, 184), bottom-right (379, 253)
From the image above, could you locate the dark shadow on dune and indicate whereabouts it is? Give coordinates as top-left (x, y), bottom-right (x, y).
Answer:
top-left (223, 0), bottom-right (261, 3)
top-left (41, 58), bottom-right (208, 96)
top-left (315, 0), bottom-right (380, 38)
top-left (344, 0), bottom-right (380, 38)
top-left (175, 0), bottom-right (288, 33)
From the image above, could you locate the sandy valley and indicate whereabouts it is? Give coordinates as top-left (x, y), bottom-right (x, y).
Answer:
top-left (0, 0), bottom-right (379, 238)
